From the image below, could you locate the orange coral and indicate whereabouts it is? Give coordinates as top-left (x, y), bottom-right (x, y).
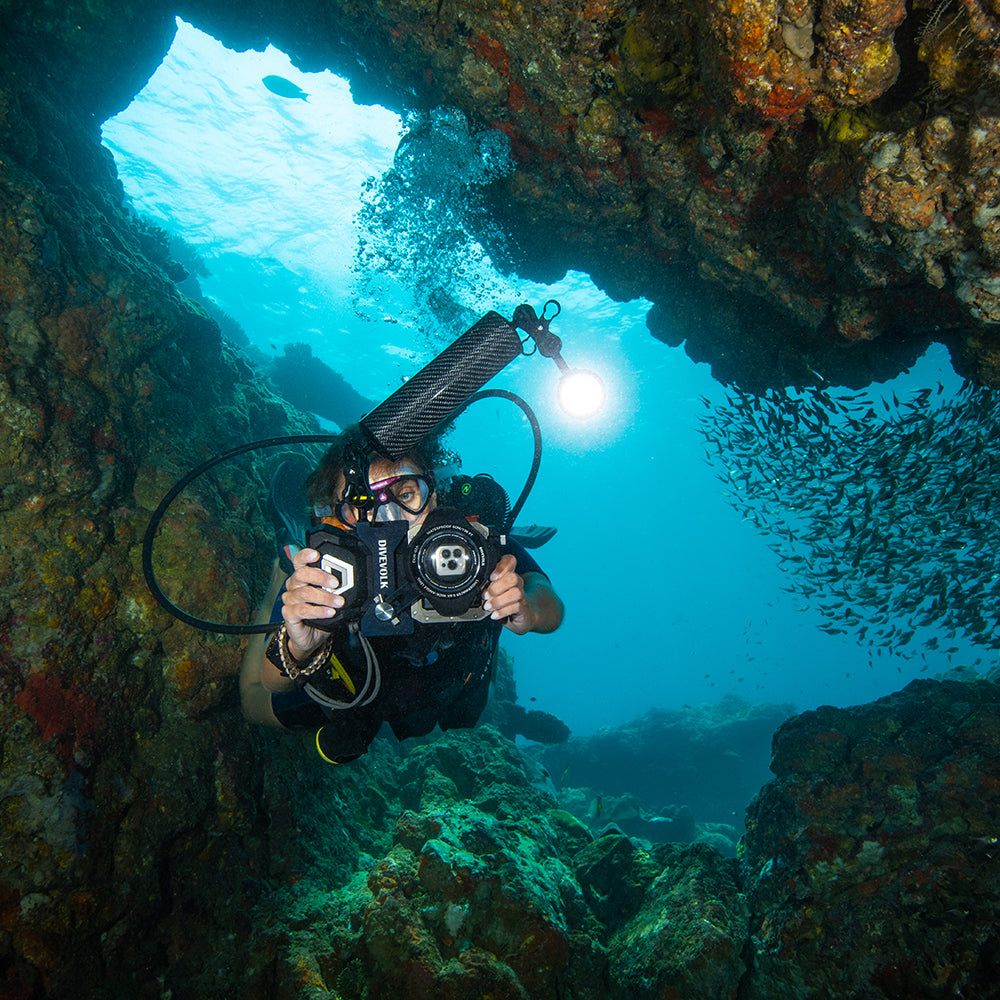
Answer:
top-left (762, 82), bottom-right (813, 121)
top-left (170, 658), bottom-right (201, 699)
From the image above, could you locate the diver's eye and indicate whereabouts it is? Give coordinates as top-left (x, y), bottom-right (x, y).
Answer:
top-left (392, 479), bottom-right (419, 504)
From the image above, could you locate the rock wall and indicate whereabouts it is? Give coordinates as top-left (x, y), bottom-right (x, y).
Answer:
top-left (261, 679), bottom-right (1000, 1000)
top-left (1, 12), bottom-right (316, 994)
top-left (742, 678), bottom-right (1000, 999)
top-left (536, 696), bottom-right (795, 843)
top-left (260, 725), bottom-right (751, 1000)
top-left (207, 681), bottom-right (1000, 999)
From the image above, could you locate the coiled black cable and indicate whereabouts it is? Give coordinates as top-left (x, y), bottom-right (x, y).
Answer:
top-left (141, 434), bottom-right (338, 635)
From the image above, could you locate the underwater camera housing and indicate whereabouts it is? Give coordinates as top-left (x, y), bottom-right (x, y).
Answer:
top-left (305, 507), bottom-right (502, 637)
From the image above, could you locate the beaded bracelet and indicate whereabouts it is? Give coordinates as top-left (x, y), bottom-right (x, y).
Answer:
top-left (265, 624), bottom-right (333, 683)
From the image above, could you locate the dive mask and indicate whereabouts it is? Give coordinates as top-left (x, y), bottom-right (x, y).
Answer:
top-left (330, 466), bottom-right (434, 525)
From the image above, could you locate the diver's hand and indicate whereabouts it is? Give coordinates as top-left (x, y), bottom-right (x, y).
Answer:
top-left (282, 547), bottom-right (345, 658)
top-left (483, 553), bottom-right (534, 634)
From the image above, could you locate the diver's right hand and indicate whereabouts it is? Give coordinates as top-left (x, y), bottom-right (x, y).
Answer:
top-left (281, 547), bottom-right (344, 659)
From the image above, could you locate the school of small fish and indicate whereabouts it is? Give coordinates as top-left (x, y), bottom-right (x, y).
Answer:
top-left (699, 379), bottom-right (1000, 655)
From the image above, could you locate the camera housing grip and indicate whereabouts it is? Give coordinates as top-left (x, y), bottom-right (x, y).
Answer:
top-left (301, 512), bottom-right (503, 636)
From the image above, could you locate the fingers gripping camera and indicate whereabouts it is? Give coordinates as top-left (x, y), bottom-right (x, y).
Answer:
top-left (305, 508), bottom-right (502, 636)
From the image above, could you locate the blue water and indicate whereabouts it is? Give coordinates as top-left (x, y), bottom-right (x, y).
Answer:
top-left (102, 19), bottom-right (989, 737)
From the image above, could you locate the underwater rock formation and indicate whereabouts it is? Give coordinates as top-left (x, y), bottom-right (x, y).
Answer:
top-left (0, 21), bottom-right (315, 992)
top-left (237, 682), bottom-right (1000, 998)
top-left (537, 696), bottom-right (795, 839)
top-left (742, 678), bottom-right (1000, 999)
top-left (269, 342), bottom-right (375, 429)
top-left (264, 725), bottom-right (750, 1000)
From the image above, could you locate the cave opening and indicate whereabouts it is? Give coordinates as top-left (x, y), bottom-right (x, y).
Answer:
top-left (93, 15), bottom-right (989, 732)
top-left (100, 19), bottom-right (649, 436)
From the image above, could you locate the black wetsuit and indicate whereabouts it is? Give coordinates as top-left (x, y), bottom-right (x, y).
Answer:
top-left (271, 538), bottom-right (543, 759)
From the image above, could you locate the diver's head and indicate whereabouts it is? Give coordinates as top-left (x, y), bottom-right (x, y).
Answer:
top-left (307, 425), bottom-right (449, 528)
top-left (334, 459), bottom-right (437, 526)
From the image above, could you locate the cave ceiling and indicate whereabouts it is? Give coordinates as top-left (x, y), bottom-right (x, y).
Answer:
top-left (4, 0), bottom-right (1000, 389)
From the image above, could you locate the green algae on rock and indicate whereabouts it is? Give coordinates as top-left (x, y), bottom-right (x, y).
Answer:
top-left (267, 726), bottom-right (749, 1000)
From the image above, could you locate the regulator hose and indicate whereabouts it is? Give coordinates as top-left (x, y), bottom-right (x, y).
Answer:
top-left (455, 389), bottom-right (542, 535)
top-left (141, 434), bottom-right (339, 635)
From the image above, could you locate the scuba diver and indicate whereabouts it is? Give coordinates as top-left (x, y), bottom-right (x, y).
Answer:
top-left (239, 424), bottom-right (564, 763)
top-left (143, 303), bottom-right (585, 760)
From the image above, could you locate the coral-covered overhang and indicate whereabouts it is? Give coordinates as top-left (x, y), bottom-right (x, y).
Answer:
top-left (4, 0), bottom-right (1000, 386)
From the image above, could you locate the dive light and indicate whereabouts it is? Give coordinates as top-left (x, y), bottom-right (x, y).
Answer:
top-left (360, 300), bottom-right (604, 460)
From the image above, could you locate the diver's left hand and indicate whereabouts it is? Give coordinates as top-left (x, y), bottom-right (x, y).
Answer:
top-left (482, 553), bottom-right (534, 634)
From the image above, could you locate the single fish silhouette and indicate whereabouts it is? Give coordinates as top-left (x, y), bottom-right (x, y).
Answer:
top-left (262, 75), bottom-right (309, 101)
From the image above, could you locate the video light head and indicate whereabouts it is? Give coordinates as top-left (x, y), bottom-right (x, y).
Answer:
top-left (513, 301), bottom-right (606, 420)
top-left (558, 368), bottom-right (606, 418)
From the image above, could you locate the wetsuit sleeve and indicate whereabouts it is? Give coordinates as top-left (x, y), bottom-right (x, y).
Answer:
top-left (501, 537), bottom-right (546, 578)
